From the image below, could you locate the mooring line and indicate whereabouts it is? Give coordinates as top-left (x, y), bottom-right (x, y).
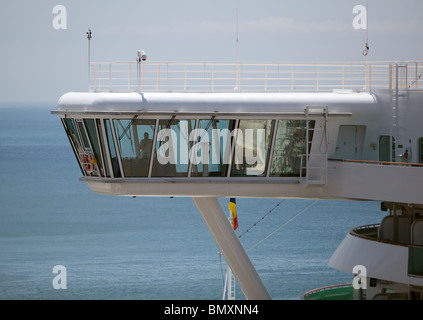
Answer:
top-left (247, 200), bottom-right (317, 251)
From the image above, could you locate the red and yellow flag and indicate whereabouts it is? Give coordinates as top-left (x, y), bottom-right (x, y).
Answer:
top-left (229, 198), bottom-right (238, 230)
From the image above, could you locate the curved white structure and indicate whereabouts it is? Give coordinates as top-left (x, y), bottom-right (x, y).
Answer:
top-left (53, 61), bottom-right (423, 300)
top-left (329, 232), bottom-right (423, 287)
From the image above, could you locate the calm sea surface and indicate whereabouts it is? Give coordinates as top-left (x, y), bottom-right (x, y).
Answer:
top-left (0, 105), bottom-right (382, 300)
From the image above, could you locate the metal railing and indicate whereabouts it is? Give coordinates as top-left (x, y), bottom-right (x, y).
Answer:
top-left (302, 283), bottom-right (354, 300)
top-left (89, 61), bottom-right (423, 93)
top-left (350, 223), bottom-right (423, 248)
top-left (328, 158), bottom-right (423, 167)
top-left (391, 61), bottom-right (423, 90)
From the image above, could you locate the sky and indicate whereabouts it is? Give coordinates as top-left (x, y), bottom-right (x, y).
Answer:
top-left (0, 0), bottom-right (422, 105)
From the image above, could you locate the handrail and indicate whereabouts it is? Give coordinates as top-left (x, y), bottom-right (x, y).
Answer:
top-left (328, 158), bottom-right (423, 167)
top-left (302, 283), bottom-right (353, 300)
top-left (350, 223), bottom-right (423, 248)
top-left (88, 61), bottom-right (423, 93)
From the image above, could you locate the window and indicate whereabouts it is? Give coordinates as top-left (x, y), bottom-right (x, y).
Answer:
top-left (63, 118), bottom-right (84, 155)
top-left (84, 119), bottom-right (105, 177)
top-left (152, 119), bottom-right (195, 177)
top-left (231, 120), bottom-right (274, 177)
top-left (113, 119), bottom-right (155, 177)
top-left (105, 119), bottom-right (121, 178)
top-left (270, 120), bottom-right (313, 177)
top-left (191, 119), bottom-right (236, 177)
top-left (63, 118), bottom-right (101, 177)
top-left (62, 117), bottom-right (327, 179)
top-left (62, 118), bottom-right (84, 174)
top-left (96, 119), bottom-right (111, 177)
top-left (76, 120), bottom-right (90, 150)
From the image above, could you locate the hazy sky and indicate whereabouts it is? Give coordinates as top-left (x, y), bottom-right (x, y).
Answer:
top-left (1, 0), bottom-right (422, 105)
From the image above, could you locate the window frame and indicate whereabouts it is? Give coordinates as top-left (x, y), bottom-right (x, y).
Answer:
top-left (63, 114), bottom-right (319, 180)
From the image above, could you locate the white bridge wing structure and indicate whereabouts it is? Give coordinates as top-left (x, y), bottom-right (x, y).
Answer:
top-left (53, 61), bottom-right (423, 299)
top-left (55, 90), bottom-right (422, 202)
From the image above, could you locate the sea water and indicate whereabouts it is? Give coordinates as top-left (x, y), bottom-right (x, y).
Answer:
top-left (0, 105), bottom-right (383, 300)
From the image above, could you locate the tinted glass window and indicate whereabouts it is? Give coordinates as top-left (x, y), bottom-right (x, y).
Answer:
top-left (105, 119), bottom-right (121, 177)
top-left (270, 120), bottom-right (313, 177)
top-left (191, 119), bottom-right (236, 177)
top-left (152, 119), bottom-right (195, 177)
top-left (113, 119), bottom-right (155, 177)
top-left (231, 120), bottom-right (274, 177)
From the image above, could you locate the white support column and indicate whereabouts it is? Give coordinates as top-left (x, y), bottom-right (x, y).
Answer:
top-left (192, 197), bottom-right (271, 300)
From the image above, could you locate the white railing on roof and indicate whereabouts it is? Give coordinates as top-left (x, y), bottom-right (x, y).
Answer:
top-left (88, 61), bottom-right (423, 93)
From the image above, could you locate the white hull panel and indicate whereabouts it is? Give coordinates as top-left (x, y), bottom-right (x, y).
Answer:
top-left (82, 161), bottom-right (423, 205)
top-left (329, 233), bottom-right (423, 287)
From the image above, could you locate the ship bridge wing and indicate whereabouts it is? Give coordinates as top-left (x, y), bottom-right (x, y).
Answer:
top-left (54, 90), bottom-right (421, 203)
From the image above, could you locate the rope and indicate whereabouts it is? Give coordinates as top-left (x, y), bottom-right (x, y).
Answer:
top-left (247, 200), bottom-right (317, 251)
top-left (218, 199), bottom-right (284, 296)
top-left (217, 199), bottom-right (316, 299)
top-left (237, 199), bottom-right (285, 239)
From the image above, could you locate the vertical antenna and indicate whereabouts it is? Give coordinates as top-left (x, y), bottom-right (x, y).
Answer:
top-left (235, 9), bottom-right (239, 90)
top-left (365, 0), bottom-right (369, 60)
top-left (362, 1), bottom-right (369, 89)
top-left (362, 1), bottom-right (369, 59)
top-left (236, 9), bottom-right (239, 65)
top-left (87, 28), bottom-right (92, 91)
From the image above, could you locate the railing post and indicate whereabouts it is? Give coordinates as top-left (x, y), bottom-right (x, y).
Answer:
top-left (342, 65), bottom-right (345, 89)
top-left (316, 64), bottom-right (319, 91)
top-left (235, 62), bottom-right (239, 91)
top-left (239, 64), bottom-right (242, 91)
top-left (389, 64), bottom-right (392, 91)
top-left (127, 63), bottom-right (130, 91)
top-left (109, 63), bottom-right (112, 92)
top-left (277, 64), bottom-right (280, 91)
top-left (93, 64), bottom-right (96, 92)
top-left (98, 64), bottom-right (101, 91)
top-left (415, 62), bottom-right (418, 89)
top-left (157, 64), bottom-right (161, 91)
top-left (211, 64), bottom-right (214, 91)
top-left (405, 62), bottom-right (408, 90)
top-left (184, 64), bottom-right (187, 90)
top-left (142, 63), bottom-right (145, 91)
top-left (264, 64), bottom-right (267, 91)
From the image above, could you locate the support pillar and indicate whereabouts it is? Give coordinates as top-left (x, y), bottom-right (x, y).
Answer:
top-left (192, 197), bottom-right (271, 300)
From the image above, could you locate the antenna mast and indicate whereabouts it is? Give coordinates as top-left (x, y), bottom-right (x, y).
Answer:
top-left (87, 28), bottom-right (92, 91)
top-left (235, 9), bottom-right (240, 90)
top-left (362, 1), bottom-right (369, 60)
top-left (361, 1), bottom-right (369, 89)
top-left (236, 9), bottom-right (239, 65)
